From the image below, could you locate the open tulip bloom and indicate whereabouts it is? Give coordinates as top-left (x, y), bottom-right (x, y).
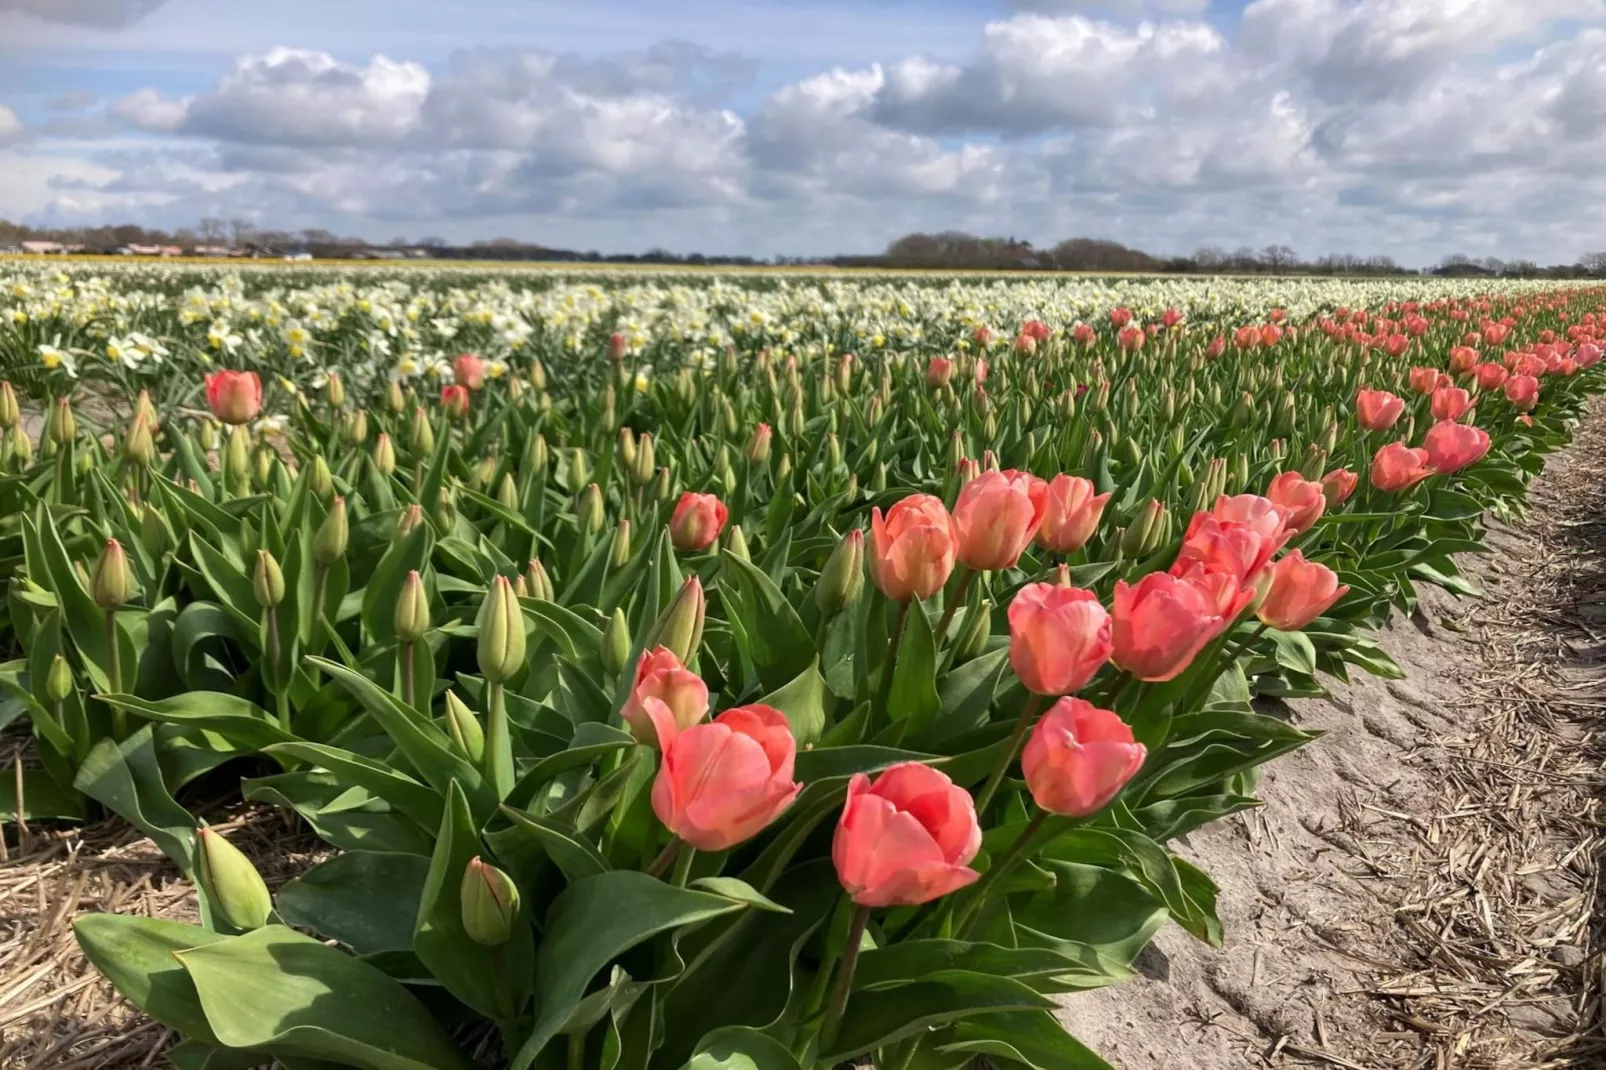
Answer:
top-left (6, 261), bottom-right (1597, 1070)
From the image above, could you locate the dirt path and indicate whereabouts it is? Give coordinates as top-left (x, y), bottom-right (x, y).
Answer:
top-left (1068, 400), bottom-right (1606, 1069)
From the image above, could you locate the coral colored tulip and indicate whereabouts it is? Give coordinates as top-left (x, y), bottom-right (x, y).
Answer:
top-left (1408, 366), bottom-right (1441, 395)
top-left (1257, 551), bottom-right (1349, 631)
top-left (1321, 468), bottom-right (1358, 505)
top-left (926, 356), bottom-right (954, 388)
top-left (1578, 343), bottom-right (1602, 367)
top-left (1265, 471), bottom-right (1325, 535)
top-left (1162, 308), bottom-right (1184, 328)
top-left (452, 353), bottom-right (487, 390)
top-left (1013, 333), bottom-right (1037, 356)
top-left (1036, 474), bottom-right (1110, 553)
top-left (1449, 346), bottom-right (1479, 374)
top-left (205, 370), bottom-right (262, 426)
top-left (870, 494), bottom-right (957, 602)
top-left (951, 469), bottom-right (1048, 572)
top-left (1021, 697), bottom-right (1146, 818)
top-left (1505, 374), bottom-right (1540, 411)
top-left (440, 384), bottom-right (470, 419)
top-left (1473, 363), bottom-right (1509, 391)
top-left (1430, 385), bottom-right (1474, 422)
top-left (1118, 327), bottom-right (1145, 351)
top-left (1007, 582), bottom-right (1113, 696)
top-left (973, 359), bottom-right (989, 385)
top-left (669, 492), bottom-right (728, 552)
top-left (1173, 515), bottom-right (1280, 591)
top-left (1021, 319), bottom-right (1051, 341)
top-left (1422, 420), bottom-right (1491, 473)
top-left (832, 762), bottom-right (981, 908)
top-left (622, 647), bottom-right (709, 748)
top-left (1370, 441), bottom-right (1433, 492)
top-left (650, 703), bottom-right (800, 852)
top-left (1111, 571), bottom-right (1223, 682)
top-left (1109, 307), bottom-right (1133, 329)
top-left (1355, 389), bottom-right (1406, 431)
top-left (1072, 323), bottom-right (1096, 346)
top-left (1260, 324), bottom-right (1283, 347)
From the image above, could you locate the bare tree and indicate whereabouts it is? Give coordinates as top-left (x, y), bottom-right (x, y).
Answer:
top-left (199, 217), bottom-right (225, 242)
top-left (1260, 244), bottom-right (1299, 273)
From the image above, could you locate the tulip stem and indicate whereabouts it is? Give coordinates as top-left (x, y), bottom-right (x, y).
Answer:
top-left (105, 610), bottom-right (125, 739)
top-left (954, 809), bottom-right (1050, 937)
top-left (874, 600), bottom-right (913, 721)
top-left (818, 904), bottom-right (872, 1063)
top-left (567, 1030), bottom-right (585, 1070)
top-left (485, 681), bottom-right (513, 800)
top-left (647, 837), bottom-right (682, 879)
top-left (400, 641), bottom-right (415, 709)
top-left (1178, 622), bottom-right (1269, 714)
top-left (670, 844), bottom-right (696, 888)
top-left (932, 566), bottom-right (973, 649)
top-left (974, 692), bottom-right (1048, 815)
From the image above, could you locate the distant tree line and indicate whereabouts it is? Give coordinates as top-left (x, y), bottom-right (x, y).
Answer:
top-left (3, 217), bottom-right (1605, 278)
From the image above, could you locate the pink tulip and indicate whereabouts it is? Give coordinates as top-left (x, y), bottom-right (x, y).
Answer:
top-left (622, 647), bottom-right (709, 748)
top-left (650, 704), bottom-right (800, 852)
top-left (452, 353), bottom-right (487, 391)
top-left (1007, 583), bottom-right (1112, 696)
top-left (870, 494), bottom-right (957, 602)
top-left (670, 492), bottom-right (728, 552)
top-left (1257, 551), bottom-right (1348, 631)
top-left (1473, 363), bottom-right (1509, 391)
top-left (1504, 374), bottom-right (1539, 411)
top-left (1408, 366), bottom-right (1441, 395)
top-left (1111, 572), bottom-right (1223, 682)
top-left (1265, 471), bottom-right (1325, 535)
top-left (1021, 698), bottom-right (1146, 818)
top-left (1430, 385), bottom-right (1474, 422)
top-left (926, 357), bottom-right (954, 388)
top-left (440, 384), bottom-right (470, 420)
top-left (205, 370), bottom-right (262, 426)
top-left (1355, 389), bottom-right (1406, 431)
top-left (1422, 421), bottom-right (1491, 474)
top-left (1035, 474), bottom-right (1110, 553)
top-left (832, 762), bottom-right (981, 908)
top-left (1370, 442), bottom-right (1433, 492)
top-left (1320, 468), bottom-right (1358, 505)
top-left (1449, 346), bottom-right (1479, 374)
top-left (951, 469), bottom-right (1048, 571)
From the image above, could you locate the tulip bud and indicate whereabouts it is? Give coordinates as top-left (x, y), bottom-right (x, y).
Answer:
top-left (950, 597), bottom-right (992, 664)
top-left (313, 497), bottom-right (348, 567)
top-left (460, 857), bottom-right (520, 947)
top-left (602, 608), bottom-right (631, 678)
top-left (198, 826), bottom-right (273, 931)
top-left (745, 423), bottom-right (773, 466)
top-left (386, 379), bottom-right (407, 414)
top-left (253, 550), bottom-right (285, 609)
top-left (325, 371), bottom-right (346, 409)
top-left (308, 454), bottom-right (334, 501)
top-left (89, 538), bottom-right (135, 610)
top-left (410, 407), bottom-right (435, 455)
top-left (529, 359), bottom-right (547, 391)
top-left (525, 432), bottom-right (549, 476)
top-left (815, 529), bottom-right (864, 617)
top-left (45, 653), bottom-right (73, 703)
top-left (611, 518), bottom-right (632, 567)
top-left (618, 427), bottom-right (637, 471)
top-left (443, 690), bottom-right (484, 763)
top-left (50, 397), bottom-right (76, 446)
top-left (435, 486), bottom-right (457, 532)
top-left (1119, 500), bottom-right (1168, 559)
top-left (8, 424), bottom-right (31, 465)
top-left (470, 456), bottom-right (496, 492)
top-left (512, 574), bottom-right (528, 598)
top-left (578, 483), bottom-right (605, 535)
top-left (526, 558), bottom-right (553, 602)
top-left (476, 575), bottom-right (526, 684)
top-left (652, 465), bottom-right (674, 503)
top-left (1299, 444), bottom-right (1328, 482)
top-left (496, 472), bottom-right (519, 511)
top-left (725, 523), bottom-right (750, 563)
top-left (253, 446), bottom-right (276, 489)
top-left (645, 575), bottom-right (705, 663)
top-left (632, 433), bottom-right (656, 486)
top-left (344, 409), bottom-right (368, 446)
top-left (372, 432), bottom-right (397, 476)
top-left (396, 503), bottom-right (424, 537)
top-left (567, 449), bottom-right (591, 496)
top-left (0, 382), bottom-right (18, 429)
top-left (124, 413), bottom-right (155, 467)
top-left (394, 569), bottom-right (429, 642)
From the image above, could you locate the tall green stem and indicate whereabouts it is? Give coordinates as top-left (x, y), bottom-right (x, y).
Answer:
top-left (485, 681), bottom-right (513, 799)
top-left (974, 692), bottom-right (1048, 814)
top-left (953, 809), bottom-right (1049, 936)
top-left (817, 904), bottom-right (872, 1065)
top-left (874, 599), bottom-right (913, 719)
top-left (105, 609), bottom-right (125, 739)
top-left (400, 640), bottom-right (415, 709)
top-left (932, 566), bottom-right (973, 647)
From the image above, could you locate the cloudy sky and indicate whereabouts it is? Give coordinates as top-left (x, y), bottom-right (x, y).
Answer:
top-left (1, 0), bottom-right (1604, 264)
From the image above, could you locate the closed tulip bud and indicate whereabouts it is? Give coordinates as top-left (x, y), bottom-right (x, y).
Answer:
top-left (1120, 499), bottom-right (1168, 558)
top-left (1008, 582), bottom-right (1113, 696)
top-left (950, 597), bottom-right (993, 664)
top-left (512, 574), bottom-right (528, 598)
top-left (443, 691), bottom-right (484, 763)
top-left (653, 465), bottom-right (674, 502)
top-left (725, 522), bottom-right (750, 563)
top-left (45, 653), bottom-right (73, 703)
top-left (396, 503), bottom-right (424, 537)
top-left (51, 397), bottom-right (76, 445)
top-left (602, 608), bottom-right (632, 678)
top-left (252, 446), bottom-right (277, 489)
top-left (600, 383), bottom-right (617, 429)
top-left (308, 454), bottom-right (333, 500)
top-left (198, 826), bottom-right (273, 932)
top-left (386, 379), bottom-right (407, 413)
top-left (745, 423), bottom-right (773, 466)
top-left (578, 483), bottom-right (605, 535)
top-left (496, 472), bottom-right (519, 511)
top-left (1022, 698), bottom-right (1146, 818)
top-left (1232, 453), bottom-right (1250, 492)
top-left (310, 497), bottom-right (348, 567)
top-left (324, 371), bottom-right (345, 409)
top-left (469, 456), bottom-right (496, 491)
top-left (343, 409), bottom-right (368, 445)
top-left (460, 857), bottom-right (520, 947)
top-left (815, 529), bottom-right (865, 616)
top-left (409, 407), bottom-right (435, 455)
top-left (670, 492), bottom-right (728, 552)
top-left (773, 453), bottom-right (792, 488)
top-left (0, 382), bottom-right (19, 429)
top-left (90, 539), bottom-right (134, 610)
top-left (1268, 438), bottom-right (1285, 460)
top-left (618, 427), bottom-right (638, 469)
top-left (611, 518), bottom-right (632, 566)
top-left (139, 502), bottom-right (168, 559)
top-left (253, 550), bottom-right (285, 609)
top-left (1229, 392), bottom-right (1253, 429)
top-left (526, 558), bottom-right (553, 602)
top-left (566, 449), bottom-right (591, 496)
top-left (520, 434), bottom-right (546, 477)
top-left (7, 424), bottom-right (31, 465)
top-left (124, 413), bottom-right (155, 467)
top-left (476, 575), bottom-right (526, 684)
top-left (632, 433), bottom-right (655, 485)
top-left (392, 569), bottom-right (429, 643)
top-left (645, 576), bottom-right (706, 664)
top-left (529, 359), bottom-right (547, 391)
top-left (373, 432), bottom-right (396, 476)
top-left (1299, 444), bottom-right (1328, 482)
top-left (833, 762), bottom-right (980, 907)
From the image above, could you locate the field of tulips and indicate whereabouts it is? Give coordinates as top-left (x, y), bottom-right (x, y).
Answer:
top-left (2, 259), bottom-right (1604, 1070)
